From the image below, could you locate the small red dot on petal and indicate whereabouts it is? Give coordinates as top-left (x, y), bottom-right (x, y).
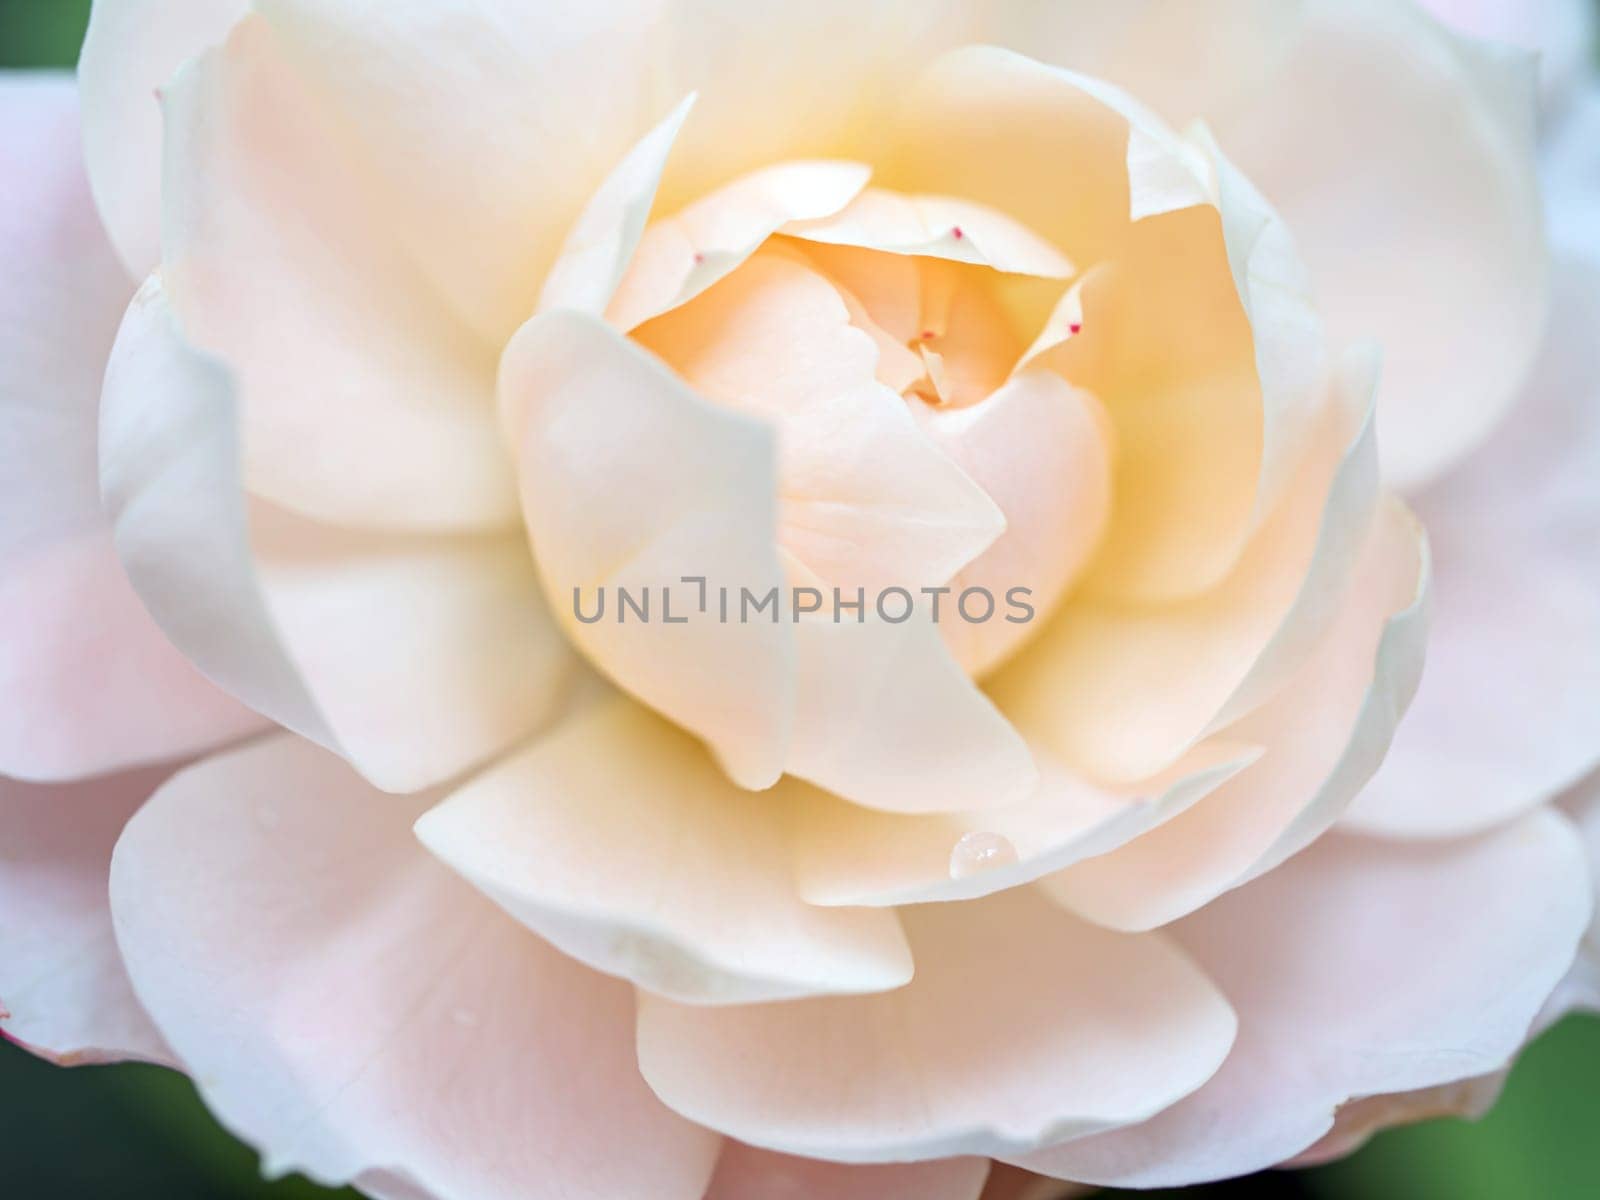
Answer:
top-left (693, 252), bottom-right (706, 264)
top-left (951, 226), bottom-right (965, 240)
top-left (1069, 322), bottom-right (1082, 334)
top-left (921, 330), bottom-right (937, 341)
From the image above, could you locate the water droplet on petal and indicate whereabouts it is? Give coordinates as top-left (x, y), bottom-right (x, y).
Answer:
top-left (948, 831), bottom-right (1018, 880)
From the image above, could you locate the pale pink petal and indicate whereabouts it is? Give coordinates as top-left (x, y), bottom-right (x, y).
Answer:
top-left (415, 695), bottom-right (912, 1005)
top-left (0, 768), bottom-right (173, 1066)
top-left (538, 94), bottom-right (698, 316)
top-left (1418, 0), bottom-right (1596, 107)
top-left (1015, 813), bottom-right (1591, 1187)
top-left (78, 0), bottom-right (249, 279)
top-left (792, 740), bottom-right (1258, 908)
top-left (634, 249), bottom-right (1005, 594)
top-left (100, 281), bottom-right (576, 793)
top-left (110, 735), bottom-right (721, 1199)
top-left (989, 352), bottom-right (1381, 784)
top-left (1342, 256), bottom-right (1600, 837)
top-left (704, 1143), bottom-right (990, 1200)
top-left (608, 160), bottom-right (871, 331)
top-left (782, 188), bottom-right (1073, 277)
top-left (1286, 1073), bottom-right (1509, 1167)
top-left (162, 16), bottom-right (518, 530)
top-left (637, 889), bottom-right (1235, 1162)
top-left (499, 308), bottom-right (792, 790)
top-left (0, 74), bottom-right (263, 780)
top-left (1040, 498), bottom-right (1429, 930)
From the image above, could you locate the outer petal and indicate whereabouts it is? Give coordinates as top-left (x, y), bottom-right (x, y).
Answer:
top-left (1341, 256), bottom-right (1600, 838)
top-left (1039, 498), bottom-right (1429, 930)
top-left (78, 0), bottom-right (249, 279)
top-left (0, 769), bottom-right (172, 1066)
top-left (100, 280), bottom-right (576, 793)
top-left (704, 1143), bottom-right (990, 1200)
top-left (637, 889), bottom-right (1236, 1163)
top-left (1016, 813), bottom-right (1592, 1187)
top-left (1418, 0), bottom-right (1597, 107)
top-left (415, 695), bottom-right (912, 1006)
top-left (499, 309), bottom-right (792, 790)
top-left (110, 735), bottom-right (720, 1199)
top-left (161, 16), bottom-right (517, 531)
top-left (0, 74), bottom-right (263, 780)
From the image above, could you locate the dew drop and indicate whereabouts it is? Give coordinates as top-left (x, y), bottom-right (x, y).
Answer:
top-left (948, 831), bottom-right (1018, 880)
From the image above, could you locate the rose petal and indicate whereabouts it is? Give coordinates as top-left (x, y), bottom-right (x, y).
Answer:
top-left (0, 74), bottom-right (263, 781)
top-left (704, 1143), bottom-right (990, 1200)
top-left (415, 695), bottom-right (912, 1005)
top-left (538, 94), bottom-right (699, 316)
top-left (637, 888), bottom-right (1235, 1162)
top-left (1039, 497), bottom-right (1429, 930)
top-left (0, 768), bottom-right (173, 1066)
top-left (792, 739), bottom-right (1259, 908)
top-left (782, 188), bottom-right (1074, 277)
top-left (990, 349), bottom-right (1381, 783)
top-left (110, 734), bottom-right (721, 1199)
top-left (608, 160), bottom-right (871, 331)
top-left (78, 0), bottom-right (249, 279)
top-left (1341, 256), bottom-right (1600, 838)
top-left (634, 248), bottom-right (1005, 593)
top-left (1418, 0), bottom-right (1596, 108)
top-left (100, 280), bottom-right (576, 793)
top-left (1015, 813), bottom-right (1592, 1187)
top-left (161, 16), bottom-right (519, 531)
top-left (499, 308), bottom-right (792, 790)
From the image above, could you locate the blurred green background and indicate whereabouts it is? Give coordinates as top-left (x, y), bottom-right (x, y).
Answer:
top-left (3, 0), bottom-right (1599, 1196)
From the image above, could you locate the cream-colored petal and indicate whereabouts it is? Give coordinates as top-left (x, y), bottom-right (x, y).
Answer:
top-left (1040, 498), bottom-right (1430, 931)
top-left (990, 350), bottom-right (1379, 783)
top-left (78, 0), bottom-right (249, 279)
top-left (638, 889), bottom-right (1235, 1162)
top-left (704, 1143), bottom-right (990, 1200)
top-left (161, 16), bottom-right (517, 531)
top-left (538, 94), bottom-right (698, 317)
top-left (499, 309), bottom-right (793, 790)
top-left (416, 695), bottom-right (911, 1006)
top-left (635, 249), bottom-right (1004, 593)
top-left (787, 611), bottom-right (1037, 815)
top-left (793, 739), bottom-right (1259, 908)
top-left (782, 188), bottom-right (1074, 277)
top-left (917, 370), bottom-right (1113, 676)
top-left (100, 280), bottom-right (576, 794)
top-left (608, 160), bottom-right (871, 331)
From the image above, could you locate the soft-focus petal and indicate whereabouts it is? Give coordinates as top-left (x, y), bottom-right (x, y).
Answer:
top-left (1040, 498), bottom-right (1428, 930)
top-left (499, 308), bottom-right (792, 790)
top-left (78, 0), bottom-right (249, 279)
top-left (0, 74), bottom-right (263, 780)
top-left (110, 735), bottom-right (720, 1199)
top-left (100, 280), bottom-right (576, 793)
top-left (704, 1143), bottom-right (990, 1200)
top-left (1418, 0), bottom-right (1597, 107)
top-left (1342, 256), bottom-right (1600, 838)
top-left (161, 16), bottom-right (518, 531)
top-left (0, 768), bottom-right (172, 1066)
top-left (415, 695), bottom-right (912, 1005)
top-left (1016, 813), bottom-right (1591, 1187)
top-left (609, 160), bottom-right (872, 331)
top-left (637, 889), bottom-right (1235, 1162)
top-left (991, 350), bottom-right (1380, 784)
